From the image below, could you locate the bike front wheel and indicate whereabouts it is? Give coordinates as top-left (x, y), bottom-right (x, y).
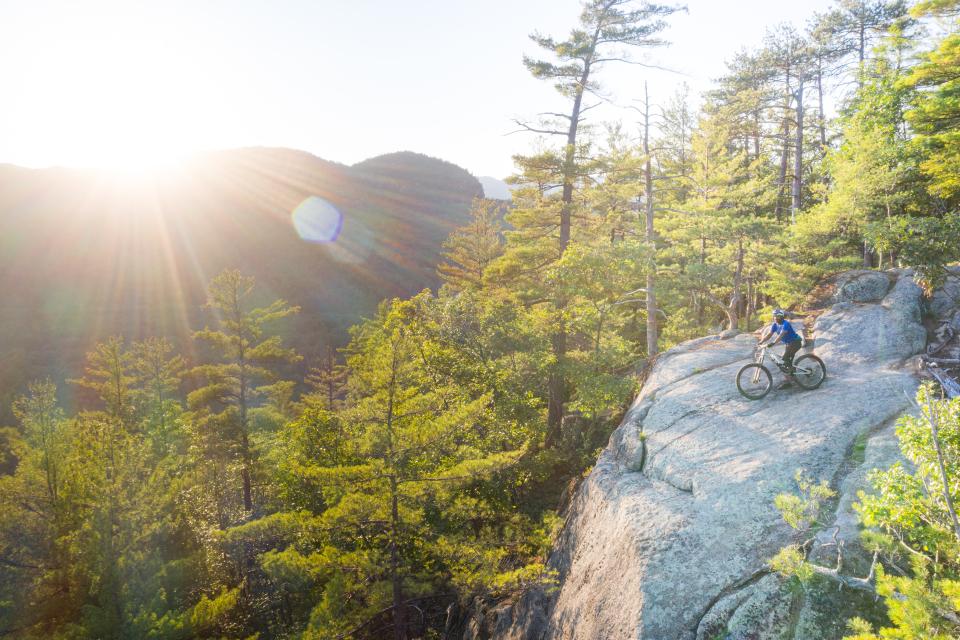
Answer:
top-left (793, 354), bottom-right (826, 390)
top-left (737, 363), bottom-right (772, 400)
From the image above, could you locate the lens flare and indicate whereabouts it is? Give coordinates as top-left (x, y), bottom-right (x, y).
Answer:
top-left (292, 197), bottom-right (343, 243)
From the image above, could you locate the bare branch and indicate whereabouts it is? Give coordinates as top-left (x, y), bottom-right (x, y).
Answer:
top-left (592, 58), bottom-right (688, 75)
top-left (506, 120), bottom-right (567, 137)
top-left (536, 111), bottom-right (574, 121)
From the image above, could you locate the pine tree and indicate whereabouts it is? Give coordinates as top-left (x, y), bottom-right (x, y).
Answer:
top-left (69, 336), bottom-right (137, 430)
top-left (0, 381), bottom-right (74, 636)
top-left (822, 0), bottom-right (908, 84)
top-left (794, 29), bottom-right (928, 275)
top-left (236, 295), bottom-right (530, 639)
top-left (903, 0), bottom-right (960, 202)
top-left (304, 344), bottom-right (346, 411)
top-left (190, 269), bottom-right (300, 515)
top-left (518, 0), bottom-right (682, 445)
top-left (131, 336), bottom-right (185, 454)
top-left (438, 198), bottom-right (505, 291)
top-left (12, 379), bottom-right (67, 510)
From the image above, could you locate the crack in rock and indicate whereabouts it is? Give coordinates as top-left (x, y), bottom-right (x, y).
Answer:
top-left (692, 568), bottom-right (771, 638)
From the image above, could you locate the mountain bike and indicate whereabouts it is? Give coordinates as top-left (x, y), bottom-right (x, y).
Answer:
top-left (736, 343), bottom-right (826, 400)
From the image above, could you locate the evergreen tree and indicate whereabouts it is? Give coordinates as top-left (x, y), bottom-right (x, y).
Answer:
top-left (770, 385), bottom-right (960, 639)
top-left (131, 336), bottom-right (185, 454)
top-left (0, 381), bottom-right (72, 637)
top-left (438, 198), bottom-right (505, 291)
top-left (234, 296), bottom-right (535, 639)
top-left (69, 336), bottom-right (137, 430)
top-left (903, 0), bottom-right (960, 202)
top-left (796, 33), bottom-right (919, 268)
top-left (190, 269), bottom-right (300, 516)
top-left (518, 0), bottom-right (682, 444)
top-left (303, 344), bottom-right (346, 411)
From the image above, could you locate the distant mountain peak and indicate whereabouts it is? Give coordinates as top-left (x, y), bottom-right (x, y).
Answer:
top-left (478, 176), bottom-right (513, 201)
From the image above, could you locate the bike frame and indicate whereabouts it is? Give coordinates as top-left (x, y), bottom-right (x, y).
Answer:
top-left (752, 344), bottom-right (813, 384)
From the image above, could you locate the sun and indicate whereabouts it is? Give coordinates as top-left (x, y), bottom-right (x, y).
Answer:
top-left (19, 116), bottom-right (192, 177)
top-left (3, 7), bottom-right (208, 175)
top-left (93, 143), bottom-right (188, 177)
top-left (38, 89), bottom-right (195, 176)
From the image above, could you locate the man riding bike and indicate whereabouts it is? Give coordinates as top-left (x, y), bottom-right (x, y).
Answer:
top-left (759, 308), bottom-right (803, 386)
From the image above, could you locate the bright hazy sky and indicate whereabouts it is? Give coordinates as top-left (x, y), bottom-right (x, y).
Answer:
top-left (0, 0), bottom-right (835, 178)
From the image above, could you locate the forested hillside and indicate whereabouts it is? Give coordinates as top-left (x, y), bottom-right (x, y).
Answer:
top-left (3, 0), bottom-right (960, 639)
top-left (0, 148), bottom-right (481, 418)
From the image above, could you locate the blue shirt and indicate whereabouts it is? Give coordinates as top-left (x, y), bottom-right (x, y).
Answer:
top-left (771, 319), bottom-right (802, 344)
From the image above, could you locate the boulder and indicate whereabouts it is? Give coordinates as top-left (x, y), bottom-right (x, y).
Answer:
top-left (493, 272), bottom-right (933, 640)
top-left (928, 266), bottom-right (960, 319)
top-left (814, 272), bottom-right (925, 367)
top-left (832, 270), bottom-right (893, 303)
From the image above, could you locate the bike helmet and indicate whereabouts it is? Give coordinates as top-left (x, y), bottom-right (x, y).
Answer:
top-left (772, 308), bottom-right (785, 319)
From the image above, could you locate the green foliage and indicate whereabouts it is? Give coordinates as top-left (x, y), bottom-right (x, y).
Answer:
top-left (769, 472), bottom-right (837, 591)
top-left (903, 0), bottom-right (960, 203)
top-left (765, 387), bottom-right (960, 638)
top-left (839, 385), bottom-right (960, 638)
top-left (523, 0), bottom-right (680, 99)
top-left (69, 335), bottom-right (137, 428)
top-left (438, 197), bottom-right (505, 291)
top-left (868, 213), bottom-right (960, 291)
top-left (774, 470), bottom-right (837, 532)
top-left (769, 545), bottom-right (815, 583)
top-left (189, 268), bottom-right (301, 517)
top-left (131, 336), bottom-right (186, 456)
top-left (769, 471), bottom-right (836, 586)
top-left (188, 587), bottom-right (241, 633)
top-left (552, 239), bottom-right (650, 416)
top-left (792, 30), bottom-right (924, 273)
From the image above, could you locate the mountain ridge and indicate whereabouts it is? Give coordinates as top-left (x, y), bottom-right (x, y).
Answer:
top-left (0, 146), bottom-right (483, 416)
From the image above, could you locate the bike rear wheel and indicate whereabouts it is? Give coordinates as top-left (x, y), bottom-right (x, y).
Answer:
top-left (737, 363), bottom-right (772, 400)
top-left (792, 354), bottom-right (826, 390)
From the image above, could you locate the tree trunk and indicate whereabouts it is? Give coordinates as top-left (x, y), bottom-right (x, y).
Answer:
top-left (924, 397), bottom-right (960, 543)
top-left (753, 110), bottom-right (761, 162)
top-left (383, 342), bottom-right (405, 640)
top-left (696, 236), bottom-right (706, 325)
top-left (326, 346), bottom-right (336, 409)
top-left (239, 369), bottom-right (253, 513)
top-left (775, 67), bottom-right (792, 222)
top-left (703, 290), bottom-right (737, 332)
top-left (546, 44), bottom-right (595, 447)
top-left (791, 79), bottom-right (804, 223)
top-left (858, 23), bottom-right (866, 87)
top-left (643, 82), bottom-right (658, 357)
top-left (728, 237), bottom-right (745, 331)
top-left (816, 59), bottom-right (827, 149)
top-left (558, 48), bottom-right (593, 255)
top-left (546, 329), bottom-right (567, 447)
top-left (240, 439), bottom-right (253, 513)
top-left (390, 475), bottom-right (406, 640)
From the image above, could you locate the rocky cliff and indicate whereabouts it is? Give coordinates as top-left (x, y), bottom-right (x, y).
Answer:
top-left (482, 269), bottom-right (951, 640)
